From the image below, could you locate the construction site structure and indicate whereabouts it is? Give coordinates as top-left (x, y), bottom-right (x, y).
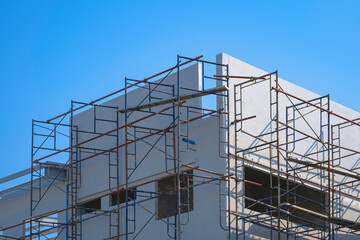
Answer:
top-left (0, 53), bottom-right (359, 239)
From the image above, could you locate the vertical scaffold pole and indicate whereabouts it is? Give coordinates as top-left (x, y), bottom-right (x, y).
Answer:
top-left (125, 77), bottom-right (128, 189)
top-left (275, 71), bottom-right (281, 240)
top-left (327, 95), bottom-right (332, 240)
top-left (176, 54), bottom-right (181, 240)
top-left (30, 119), bottom-right (34, 240)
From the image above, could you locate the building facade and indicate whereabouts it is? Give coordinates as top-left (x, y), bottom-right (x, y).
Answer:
top-left (0, 53), bottom-right (359, 239)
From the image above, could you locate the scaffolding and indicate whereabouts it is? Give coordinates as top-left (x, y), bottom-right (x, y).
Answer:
top-left (1, 55), bottom-right (360, 240)
top-left (226, 72), bottom-right (360, 239)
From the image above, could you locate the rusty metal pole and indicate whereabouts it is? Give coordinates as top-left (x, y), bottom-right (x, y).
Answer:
top-left (327, 97), bottom-right (332, 239)
top-left (275, 71), bottom-right (281, 240)
top-left (176, 54), bottom-right (181, 240)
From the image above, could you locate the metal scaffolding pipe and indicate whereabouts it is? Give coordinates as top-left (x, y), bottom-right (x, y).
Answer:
top-left (286, 157), bottom-right (360, 180)
top-left (213, 75), bottom-right (266, 79)
top-left (34, 102), bottom-right (183, 163)
top-left (281, 203), bottom-right (360, 231)
top-left (46, 55), bottom-right (203, 123)
top-left (274, 87), bottom-right (360, 127)
top-left (119, 86), bottom-right (229, 113)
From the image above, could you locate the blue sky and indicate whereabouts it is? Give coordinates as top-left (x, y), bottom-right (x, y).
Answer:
top-left (0, 0), bottom-right (359, 179)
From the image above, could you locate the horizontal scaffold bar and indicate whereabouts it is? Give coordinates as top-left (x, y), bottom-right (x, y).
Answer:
top-left (231, 153), bottom-right (360, 202)
top-left (183, 164), bottom-right (262, 187)
top-left (286, 157), bottom-right (360, 180)
top-left (281, 203), bottom-right (360, 231)
top-left (71, 108), bottom-right (222, 166)
top-left (34, 102), bottom-right (184, 163)
top-left (213, 75), bottom-right (266, 79)
top-left (46, 55), bottom-right (203, 123)
top-left (273, 87), bottom-right (360, 127)
top-left (2, 165), bottom-right (258, 233)
top-left (119, 86), bottom-right (229, 113)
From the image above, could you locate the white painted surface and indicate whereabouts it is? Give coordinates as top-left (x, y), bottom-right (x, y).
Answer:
top-left (0, 54), bottom-right (359, 240)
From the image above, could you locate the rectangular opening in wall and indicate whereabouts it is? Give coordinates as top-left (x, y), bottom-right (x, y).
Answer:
top-left (78, 198), bottom-right (101, 215)
top-left (44, 163), bottom-right (67, 180)
top-left (244, 166), bottom-right (327, 227)
top-left (23, 214), bottom-right (58, 239)
top-left (157, 171), bottom-right (193, 219)
top-left (110, 188), bottom-right (136, 206)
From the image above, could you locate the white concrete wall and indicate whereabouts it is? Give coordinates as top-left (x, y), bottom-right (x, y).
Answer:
top-left (65, 62), bottom-right (228, 239)
top-left (0, 179), bottom-right (66, 238)
top-left (0, 53), bottom-right (359, 240)
top-left (217, 53), bottom-right (360, 239)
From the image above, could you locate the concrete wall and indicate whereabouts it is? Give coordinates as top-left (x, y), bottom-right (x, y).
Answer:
top-left (0, 53), bottom-right (359, 240)
top-left (0, 179), bottom-right (66, 238)
top-left (217, 53), bottom-right (360, 239)
top-left (63, 62), bottom-right (228, 239)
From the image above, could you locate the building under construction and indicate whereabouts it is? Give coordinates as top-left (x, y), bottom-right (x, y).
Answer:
top-left (0, 53), bottom-right (359, 239)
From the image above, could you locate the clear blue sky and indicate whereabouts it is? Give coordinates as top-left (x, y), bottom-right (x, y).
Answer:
top-left (0, 0), bottom-right (359, 178)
